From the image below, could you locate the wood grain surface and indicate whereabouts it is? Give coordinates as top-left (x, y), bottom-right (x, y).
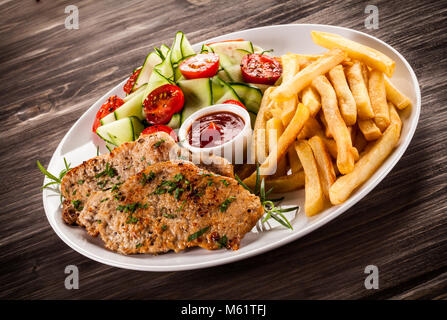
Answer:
top-left (1, 0), bottom-right (446, 300)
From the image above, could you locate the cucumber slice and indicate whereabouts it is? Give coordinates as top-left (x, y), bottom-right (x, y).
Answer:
top-left (211, 76), bottom-right (241, 104)
top-left (123, 83), bottom-right (147, 102)
top-left (208, 40), bottom-right (254, 82)
top-left (154, 49), bottom-right (174, 80)
top-left (208, 40), bottom-right (253, 64)
top-left (114, 89), bottom-right (146, 120)
top-left (200, 44), bottom-right (213, 53)
top-left (179, 78), bottom-right (213, 124)
top-left (247, 83), bottom-right (270, 93)
top-left (217, 69), bottom-right (231, 82)
top-left (230, 83), bottom-right (262, 113)
top-left (106, 142), bottom-right (116, 152)
top-left (100, 112), bottom-right (116, 126)
top-left (133, 51), bottom-right (163, 91)
top-left (96, 118), bottom-right (133, 146)
top-left (130, 116), bottom-right (145, 140)
top-left (170, 32), bottom-right (184, 65)
top-left (166, 113), bottom-right (181, 129)
top-left (160, 45), bottom-right (170, 58)
top-left (180, 33), bottom-right (195, 58)
top-left (141, 70), bottom-right (174, 104)
top-left (249, 112), bottom-right (257, 128)
top-left (96, 117), bottom-right (144, 146)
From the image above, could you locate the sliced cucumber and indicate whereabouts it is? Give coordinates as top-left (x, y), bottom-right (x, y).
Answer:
top-left (130, 116), bottom-right (144, 140)
top-left (249, 111), bottom-right (257, 128)
top-left (166, 113), bottom-right (181, 129)
top-left (230, 83), bottom-right (262, 113)
top-left (96, 117), bottom-right (144, 146)
top-left (170, 32), bottom-right (184, 65)
top-left (124, 83), bottom-right (147, 103)
top-left (211, 76), bottom-right (241, 104)
top-left (154, 49), bottom-right (174, 80)
top-left (200, 44), bottom-right (213, 53)
top-left (160, 45), bottom-right (170, 58)
top-left (179, 78), bottom-right (213, 124)
top-left (208, 40), bottom-right (253, 64)
top-left (217, 69), bottom-right (231, 82)
top-left (180, 33), bottom-right (195, 58)
top-left (247, 83), bottom-right (270, 93)
top-left (106, 142), bottom-right (116, 152)
top-left (141, 70), bottom-right (173, 104)
top-left (100, 112), bottom-right (116, 126)
top-left (114, 89), bottom-right (146, 121)
top-left (133, 51), bottom-right (163, 91)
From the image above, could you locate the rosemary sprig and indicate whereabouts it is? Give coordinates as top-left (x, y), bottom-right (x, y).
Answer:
top-left (235, 164), bottom-right (297, 230)
top-left (37, 158), bottom-right (71, 190)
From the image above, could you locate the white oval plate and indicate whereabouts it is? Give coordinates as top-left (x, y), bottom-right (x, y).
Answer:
top-left (42, 24), bottom-right (420, 271)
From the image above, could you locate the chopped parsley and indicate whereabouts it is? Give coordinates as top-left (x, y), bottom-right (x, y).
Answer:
top-left (95, 163), bottom-right (117, 179)
top-left (136, 243), bottom-right (142, 249)
top-left (77, 179), bottom-right (84, 185)
top-left (217, 235), bottom-right (228, 248)
top-left (117, 202), bottom-right (142, 224)
top-left (219, 196), bottom-right (236, 212)
top-left (161, 225), bottom-right (167, 231)
top-left (140, 171), bottom-right (155, 186)
top-left (154, 139), bottom-right (165, 148)
top-left (71, 200), bottom-right (83, 211)
top-left (187, 226), bottom-right (210, 241)
top-left (163, 213), bottom-right (177, 219)
top-left (220, 179), bottom-right (230, 187)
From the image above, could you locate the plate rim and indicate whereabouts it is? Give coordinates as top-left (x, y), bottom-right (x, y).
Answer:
top-left (42, 23), bottom-right (421, 271)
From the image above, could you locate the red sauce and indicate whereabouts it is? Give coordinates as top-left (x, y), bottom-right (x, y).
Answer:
top-left (188, 111), bottom-right (245, 148)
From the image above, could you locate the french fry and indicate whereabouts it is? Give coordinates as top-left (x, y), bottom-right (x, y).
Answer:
top-left (346, 61), bottom-right (374, 119)
top-left (358, 119), bottom-right (382, 141)
top-left (321, 137), bottom-right (338, 159)
top-left (308, 136), bottom-right (336, 199)
top-left (319, 111), bottom-right (333, 138)
top-left (301, 86), bottom-right (321, 116)
top-left (295, 140), bottom-right (325, 216)
top-left (244, 103), bottom-right (310, 187)
top-left (368, 70), bottom-right (390, 131)
top-left (329, 123), bottom-right (401, 205)
top-left (266, 118), bottom-right (288, 177)
top-left (385, 78), bottom-right (412, 110)
top-left (328, 64), bottom-right (357, 125)
top-left (280, 96), bottom-right (298, 127)
top-left (298, 117), bottom-right (323, 139)
top-left (252, 87), bottom-right (275, 163)
top-left (312, 75), bottom-right (355, 174)
top-left (281, 53), bottom-right (301, 82)
top-left (311, 31), bottom-right (395, 77)
top-left (288, 145), bottom-right (303, 173)
top-left (388, 102), bottom-right (402, 133)
top-left (354, 127), bottom-right (368, 153)
top-left (265, 170), bottom-right (305, 193)
top-left (271, 49), bottom-right (347, 101)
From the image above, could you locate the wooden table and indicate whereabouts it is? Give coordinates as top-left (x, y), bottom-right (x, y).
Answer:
top-left (1, 0), bottom-right (446, 300)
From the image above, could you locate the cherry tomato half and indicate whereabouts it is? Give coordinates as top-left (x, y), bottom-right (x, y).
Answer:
top-left (143, 84), bottom-right (184, 125)
top-left (123, 68), bottom-right (141, 94)
top-left (92, 96), bottom-right (124, 132)
top-left (179, 53), bottom-right (219, 79)
top-left (223, 99), bottom-right (246, 110)
top-left (205, 39), bottom-right (244, 46)
top-left (141, 125), bottom-right (178, 142)
top-left (241, 53), bottom-right (282, 85)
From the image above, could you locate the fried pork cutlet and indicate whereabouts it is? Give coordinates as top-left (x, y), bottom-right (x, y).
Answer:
top-left (79, 161), bottom-right (263, 254)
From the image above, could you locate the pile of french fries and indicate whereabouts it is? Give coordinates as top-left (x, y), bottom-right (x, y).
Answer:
top-left (243, 31), bottom-right (412, 217)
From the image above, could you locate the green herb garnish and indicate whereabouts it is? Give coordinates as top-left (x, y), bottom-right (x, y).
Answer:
top-left (217, 235), bottom-right (228, 248)
top-left (187, 226), bottom-right (210, 241)
top-left (95, 162), bottom-right (116, 179)
top-left (219, 196), bottom-right (236, 212)
top-left (154, 139), bottom-right (165, 148)
top-left (71, 199), bottom-right (83, 211)
top-left (234, 164), bottom-right (295, 230)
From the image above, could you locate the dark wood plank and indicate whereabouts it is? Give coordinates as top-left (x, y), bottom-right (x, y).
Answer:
top-left (0, 0), bottom-right (446, 299)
